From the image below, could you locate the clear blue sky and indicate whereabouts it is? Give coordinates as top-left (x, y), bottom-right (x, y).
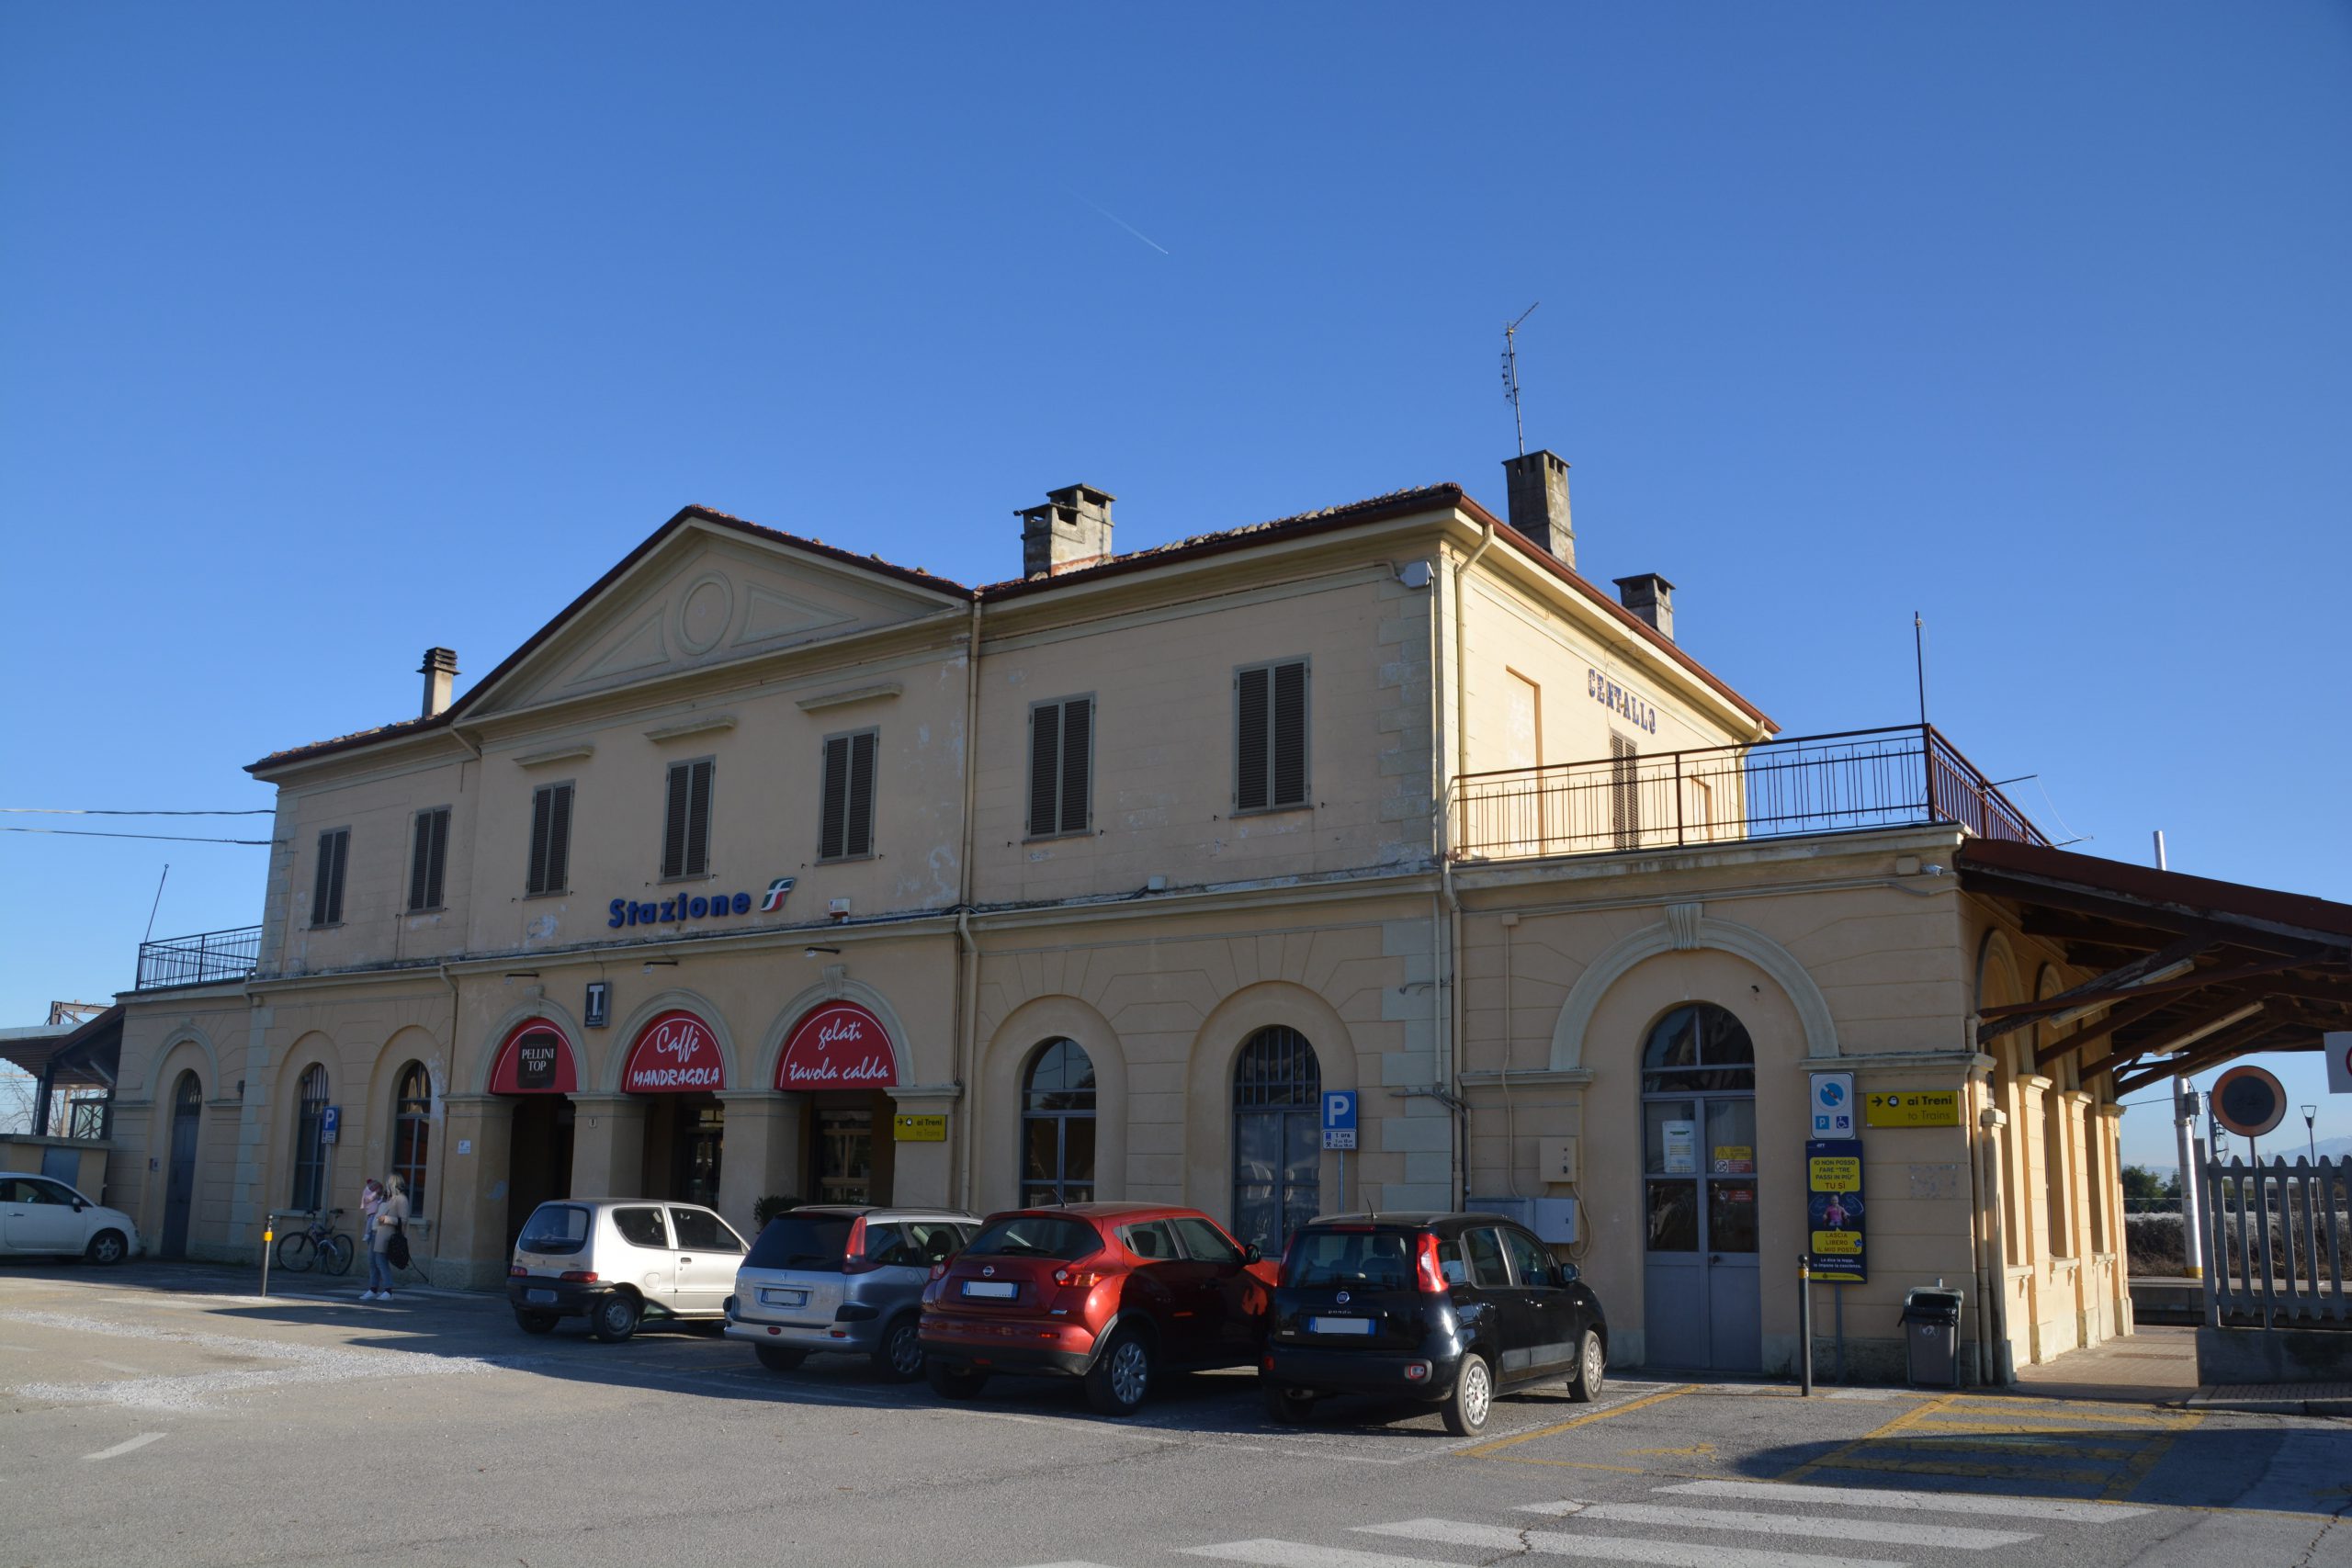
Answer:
top-left (4, 5), bottom-right (2346, 1164)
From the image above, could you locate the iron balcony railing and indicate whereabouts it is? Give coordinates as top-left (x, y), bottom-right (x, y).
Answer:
top-left (1452, 723), bottom-right (2048, 861)
top-left (135, 925), bottom-right (262, 989)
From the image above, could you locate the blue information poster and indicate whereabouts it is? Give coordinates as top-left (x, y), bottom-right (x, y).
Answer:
top-left (1805, 1138), bottom-right (1865, 1283)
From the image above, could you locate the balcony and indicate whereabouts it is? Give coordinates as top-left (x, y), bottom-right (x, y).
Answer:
top-left (135, 925), bottom-right (262, 989)
top-left (1452, 723), bottom-right (2047, 862)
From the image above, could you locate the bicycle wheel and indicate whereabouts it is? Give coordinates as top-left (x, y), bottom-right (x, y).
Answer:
top-left (320, 1235), bottom-right (355, 1276)
top-left (275, 1230), bottom-right (317, 1273)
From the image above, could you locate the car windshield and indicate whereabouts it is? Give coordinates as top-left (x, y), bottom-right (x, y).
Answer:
top-left (965, 1213), bottom-right (1102, 1261)
top-left (1282, 1228), bottom-right (1417, 1290)
top-left (516, 1204), bottom-right (591, 1256)
top-left (745, 1214), bottom-right (857, 1271)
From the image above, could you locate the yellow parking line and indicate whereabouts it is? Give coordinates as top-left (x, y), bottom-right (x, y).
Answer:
top-left (1835, 1455), bottom-right (2116, 1486)
top-left (1775, 1393), bottom-right (1951, 1482)
top-left (1872, 1435), bottom-right (2145, 1461)
top-left (1456, 1384), bottom-right (1698, 1459)
top-left (1937, 1397), bottom-right (2194, 1427)
top-left (2099, 1411), bottom-right (2200, 1502)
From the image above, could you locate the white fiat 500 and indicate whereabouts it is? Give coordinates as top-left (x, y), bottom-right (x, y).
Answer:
top-left (0, 1174), bottom-right (141, 1264)
top-left (507, 1198), bottom-right (748, 1342)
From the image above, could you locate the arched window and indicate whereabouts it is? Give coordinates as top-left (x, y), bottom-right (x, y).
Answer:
top-left (1231, 1026), bottom-right (1321, 1254)
top-left (390, 1062), bottom-right (432, 1211)
top-left (1639, 1003), bottom-right (1756, 1093)
top-left (1020, 1039), bottom-right (1096, 1206)
top-left (175, 1071), bottom-right (203, 1114)
top-left (290, 1065), bottom-right (330, 1211)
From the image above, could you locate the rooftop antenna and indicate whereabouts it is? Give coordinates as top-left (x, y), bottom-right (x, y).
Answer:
top-left (1501, 302), bottom-right (1540, 456)
top-left (1913, 612), bottom-right (1928, 728)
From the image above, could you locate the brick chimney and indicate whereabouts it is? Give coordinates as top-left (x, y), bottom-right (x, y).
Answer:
top-left (1613, 575), bottom-right (1675, 641)
top-left (1501, 449), bottom-right (1573, 565)
top-left (419, 647), bottom-right (458, 716)
top-left (1020, 484), bottom-right (1115, 579)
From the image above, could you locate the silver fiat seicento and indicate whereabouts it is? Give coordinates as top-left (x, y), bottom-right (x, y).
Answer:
top-left (726, 1205), bottom-right (978, 1381)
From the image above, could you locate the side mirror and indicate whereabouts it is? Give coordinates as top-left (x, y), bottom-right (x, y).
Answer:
top-left (1555, 1262), bottom-right (1578, 1286)
top-left (1242, 1244), bottom-right (1262, 1266)
top-left (72, 1199), bottom-right (87, 1213)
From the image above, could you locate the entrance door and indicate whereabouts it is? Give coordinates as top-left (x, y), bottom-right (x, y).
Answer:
top-left (671, 1099), bottom-right (723, 1209)
top-left (1638, 1005), bottom-right (1760, 1373)
top-left (504, 1096), bottom-right (575, 1248)
top-left (815, 1107), bottom-right (873, 1204)
top-left (163, 1073), bottom-right (201, 1259)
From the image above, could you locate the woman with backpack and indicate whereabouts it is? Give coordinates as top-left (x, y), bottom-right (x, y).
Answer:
top-left (364, 1174), bottom-right (409, 1302)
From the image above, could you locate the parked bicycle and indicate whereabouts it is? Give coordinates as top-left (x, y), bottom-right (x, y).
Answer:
top-left (273, 1208), bottom-right (353, 1275)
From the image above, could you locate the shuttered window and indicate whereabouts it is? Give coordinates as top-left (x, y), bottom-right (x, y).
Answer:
top-left (662, 759), bottom-right (715, 878)
top-left (526, 783), bottom-right (573, 896)
top-left (1026, 695), bottom-right (1094, 838)
top-left (309, 828), bottom-right (350, 927)
top-left (1609, 733), bottom-right (1640, 850)
top-left (407, 807), bottom-right (450, 911)
top-left (819, 729), bottom-right (878, 861)
top-left (1235, 658), bottom-right (1309, 812)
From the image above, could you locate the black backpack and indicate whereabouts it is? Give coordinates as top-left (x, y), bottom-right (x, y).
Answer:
top-left (386, 1221), bottom-right (412, 1270)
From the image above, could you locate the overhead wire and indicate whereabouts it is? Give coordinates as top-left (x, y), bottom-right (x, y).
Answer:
top-left (2, 827), bottom-right (275, 845)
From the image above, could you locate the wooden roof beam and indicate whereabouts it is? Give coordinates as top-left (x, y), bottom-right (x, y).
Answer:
top-left (1977, 936), bottom-right (2213, 1043)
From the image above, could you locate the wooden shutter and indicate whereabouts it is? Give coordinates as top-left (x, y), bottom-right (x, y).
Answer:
top-left (1057, 697), bottom-right (1091, 834)
top-left (409, 808), bottom-right (449, 911)
top-left (1028, 703), bottom-right (1062, 837)
top-left (1610, 734), bottom-right (1639, 849)
top-left (820, 735), bottom-right (851, 860)
top-left (683, 760), bottom-right (713, 876)
top-left (313, 829), bottom-right (348, 925)
top-left (662, 762), bottom-right (693, 878)
top-left (1271, 661), bottom-right (1307, 807)
top-left (527, 787), bottom-right (554, 894)
top-left (846, 732), bottom-right (876, 857)
top-left (544, 784), bottom-right (572, 892)
top-left (1235, 666), bottom-right (1270, 811)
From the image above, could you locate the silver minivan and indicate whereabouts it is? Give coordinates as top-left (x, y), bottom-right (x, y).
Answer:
top-left (509, 1197), bottom-right (749, 1342)
top-left (725, 1205), bottom-right (977, 1380)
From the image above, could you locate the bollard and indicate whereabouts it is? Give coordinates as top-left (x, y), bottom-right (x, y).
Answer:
top-left (1798, 1255), bottom-right (1813, 1397)
top-left (261, 1220), bottom-right (273, 1297)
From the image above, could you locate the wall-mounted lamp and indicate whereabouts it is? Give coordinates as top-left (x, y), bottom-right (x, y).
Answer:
top-left (642, 959), bottom-right (679, 973)
top-left (503, 971), bottom-right (540, 982)
top-left (805, 946), bottom-right (842, 958)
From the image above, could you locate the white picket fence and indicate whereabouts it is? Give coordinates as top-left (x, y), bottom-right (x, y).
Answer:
top-left (2200, 1155), bottom-right (2349, 1328)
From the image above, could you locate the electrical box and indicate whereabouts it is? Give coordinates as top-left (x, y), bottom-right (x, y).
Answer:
top-left (1536, 1136), bottom-right (1579, 1183)
top-left (1465, 1196), bottom-right (1580, 1245)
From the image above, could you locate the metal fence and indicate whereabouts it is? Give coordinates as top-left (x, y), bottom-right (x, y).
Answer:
top-left (135, 925), bottom-right (262, 989)
top-left (1453, 723), bottom-right (2048, 861)
top-left (2200, 1156), bottom-right (2349, 1328)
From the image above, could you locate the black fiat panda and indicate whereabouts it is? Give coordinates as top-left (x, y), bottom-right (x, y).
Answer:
top-left (1260, 1212), bottom-right (1606, 1436)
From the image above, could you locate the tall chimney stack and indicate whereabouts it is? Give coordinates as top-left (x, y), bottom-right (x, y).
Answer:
top-left (1501, 449), bottom-right (1573, 565)
top-left (1612, 575), bottom-right (1675, 641)
top-left (1020, 483), bottom-right (1115, 579)
top-left (419, 647), bottom-right (458, 716)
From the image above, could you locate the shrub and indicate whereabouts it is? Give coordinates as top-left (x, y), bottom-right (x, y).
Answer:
top-left (752, 1194), bottom-right (802, 1229)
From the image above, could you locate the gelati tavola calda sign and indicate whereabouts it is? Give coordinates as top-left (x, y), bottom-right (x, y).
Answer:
top-left (623, 1010), bottom-right (726, 1092)
top-left (778, 1002), bottom-right (897, 1089)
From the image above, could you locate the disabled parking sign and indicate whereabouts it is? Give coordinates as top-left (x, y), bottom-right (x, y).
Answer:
top-left (1321, 1090), bottom-right (1358, 1151)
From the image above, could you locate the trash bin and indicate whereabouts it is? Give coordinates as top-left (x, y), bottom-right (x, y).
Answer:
top-left (1901, 1283), bottom-right (1965, 1389)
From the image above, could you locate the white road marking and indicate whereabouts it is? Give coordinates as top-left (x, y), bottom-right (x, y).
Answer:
top-left (1188, 1542), bottom-right (1461, 1568)
top-left (82, 1432), bottom-right (166, 1461)
top-left (1511, 1500), bottom-right (2031, 1551)
top-left (1657, 1481), bottom-right (2149, 1521)
top-left (1359, 1518), bottom-right (1906, 1568)
top-left (87, 1359), bottom-right (144, 1373)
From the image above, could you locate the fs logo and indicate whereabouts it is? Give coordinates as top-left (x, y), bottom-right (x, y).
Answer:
top-left (759, 876), bottom-right (797, 913)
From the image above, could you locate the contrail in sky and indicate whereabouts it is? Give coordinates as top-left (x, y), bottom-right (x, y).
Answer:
top-left (1081, 197), bottom-right (1170, 255)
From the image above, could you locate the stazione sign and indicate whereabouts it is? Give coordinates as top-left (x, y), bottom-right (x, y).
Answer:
top-left (778, 1001), bottom-right (898, 1089)
top-left (489, 1020), bottom-right (577, 1095)
top-left (622, 1010), bottom-right (727, 1093)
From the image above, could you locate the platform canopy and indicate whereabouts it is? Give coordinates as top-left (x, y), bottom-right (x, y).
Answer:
top-left (1955, 840), bottom-right (2352, 1099)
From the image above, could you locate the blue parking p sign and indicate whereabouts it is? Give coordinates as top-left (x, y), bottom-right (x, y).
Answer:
top-left (321, 1106), bottom-right (341, 1145)
top-left (1321, 1090), bottom-right (1358, 1150)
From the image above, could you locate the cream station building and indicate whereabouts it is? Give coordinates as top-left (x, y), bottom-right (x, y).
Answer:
top-left (104, 454), bottom-right (2352, 1384)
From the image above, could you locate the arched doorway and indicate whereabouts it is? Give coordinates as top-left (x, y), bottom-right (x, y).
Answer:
top-left (489, 1021), bottom-right (577, 1247)
top-left (777, 1001), bottom-right (899, 1205)
top-left (290, 1064), bottom-right (331, 1212)
top-left (162, 1070), bottom-right (202, 1259)
top-left (390, 1062), bottom-right (433, 1213)
top-left (1639, 1003), bottom-right (1759, 1371)
top-left (1021, 1039), bottom-right (1096, 1205)
top-left (1231, 1025), bottom-right (1320, 1253)
top-left (622, 1010), bottom-right (727, 1207)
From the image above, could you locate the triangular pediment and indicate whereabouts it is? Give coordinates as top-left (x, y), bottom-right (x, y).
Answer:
top-left (460, 515), bottom-right (964, 718)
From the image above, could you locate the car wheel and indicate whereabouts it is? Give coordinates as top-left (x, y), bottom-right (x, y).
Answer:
top-left (85, 1230), bottom-right (128, 1267)
top-left (514, 1310), bottom-right (559, 1335)
top-left (872, 1314), bottom-right (925, 1382)
top-left (926, 1359), bottom-right (989, 1400)
top-left (588, 1292), bottom-right (641, 1343)
top-left (1442, 1353), bottom-right (1493, 1437)
top-left (1262, 1382), bottom-right (1315, 1425)
top-left (1567, 1328), bottom-right (1606, 1404)
top-left (755, 1345), bottom-right (808, 1373)
top-left (1084, 1329), bottom-right (1154, 1417)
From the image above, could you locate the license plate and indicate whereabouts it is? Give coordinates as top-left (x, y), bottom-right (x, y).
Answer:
top-left (760, 1288), bottom-right (808, 1307)
top-left (1307, 1315), bottom-right (1374, 1336)
top-left (961, 1280), bottom-right (1018, 1300)
top-left (526, 1289), bottom-right (556, 1304)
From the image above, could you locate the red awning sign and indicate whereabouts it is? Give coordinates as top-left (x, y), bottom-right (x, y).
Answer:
top-left (778, 1002), bottom-right (897, 1089)
top-left (490, 1021), bottom-right (577, 1095)
top-left (623, 1010), bottom-right (726, 1093)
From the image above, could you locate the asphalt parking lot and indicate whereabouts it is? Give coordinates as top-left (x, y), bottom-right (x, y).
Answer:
top-left (3, 1259), bottom-right (2346, 1568)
